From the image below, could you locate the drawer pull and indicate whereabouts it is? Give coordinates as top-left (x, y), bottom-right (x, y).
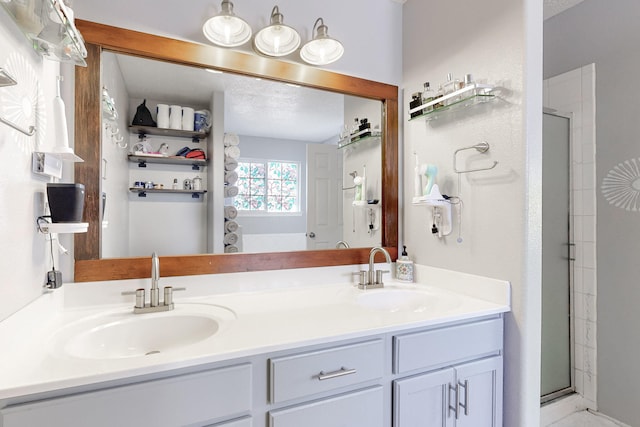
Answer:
top-left (317, 367), bottom-right (357, 381)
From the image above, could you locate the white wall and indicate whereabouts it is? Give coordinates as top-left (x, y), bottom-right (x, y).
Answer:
top-left (402, 0), bottom-right (542, 425)
top-left (101, 52), bottom-right (131, 258)
top-left (72, 0), bottom-right (403, 86)
top-left (544, 1), bottom-right (640, 424)
top-left (0, 11), bottom-right (69, 321)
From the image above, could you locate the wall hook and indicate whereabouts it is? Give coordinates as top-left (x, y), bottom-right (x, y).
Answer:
top-left (454, 141), bottom-right (498, 174)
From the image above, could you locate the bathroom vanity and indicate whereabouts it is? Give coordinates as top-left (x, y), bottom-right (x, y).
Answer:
top-left (0, 265), bottom-right (509, 427)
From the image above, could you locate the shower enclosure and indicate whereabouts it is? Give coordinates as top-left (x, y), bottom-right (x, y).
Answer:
top-left (541, 110), bottom-right (574, 403)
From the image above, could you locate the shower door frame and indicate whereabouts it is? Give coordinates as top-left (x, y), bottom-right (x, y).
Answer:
top-left (541, 108), bottom-right (576, 404)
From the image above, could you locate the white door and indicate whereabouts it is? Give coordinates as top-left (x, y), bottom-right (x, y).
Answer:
top-left (306, 144), bottom-right (341, 249)
top-left (454, 356), bottom-right (503, 427)
top-left (393, 368), bottom-right (456, 427)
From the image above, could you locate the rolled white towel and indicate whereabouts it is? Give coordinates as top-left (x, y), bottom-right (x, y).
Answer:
top-left (224, 185), bottom-right (238, 198)
top-left (225, 170), bottom-right (238, 185)
top-left (224, 205), bottom-right (237, 220)
top-left (223, 232), bottom-right (239, 245)
top-left (224, 245), bottom-right (239, 253)
top-left (224, 145), bottom-right (240, 159)
top-left (224, 156), bottom-right (238, 171)
top-left (223, 133), bottom-right (239, 147)
top-left (225, 220), bottom-right (239, 233)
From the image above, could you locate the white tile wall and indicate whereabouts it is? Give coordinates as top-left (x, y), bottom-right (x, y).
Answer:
top-left (543, 63), bottom-right (597, 414)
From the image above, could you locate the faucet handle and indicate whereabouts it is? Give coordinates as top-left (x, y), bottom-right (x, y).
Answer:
top-left (375, 270), bottom-right (390, 285)
top-left (122, 288), bottom-right (145, 309)
top-left (352, 271), bottom-right (367, 287)
top-left (163, 286), bottom-right (186, 306)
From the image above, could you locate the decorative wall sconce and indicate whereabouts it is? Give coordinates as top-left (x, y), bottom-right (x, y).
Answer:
top-left (300, 18), bottom-right (344, 66)
top-left (203, 0), bottom-right (253, 47)
top-left (202, 3), bottom-right (344, 66)
top-left (254, 6), bottom-right (300, 57)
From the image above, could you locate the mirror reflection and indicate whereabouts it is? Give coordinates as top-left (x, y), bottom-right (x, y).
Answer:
top-left (100, 52), bottom-right (383, 258)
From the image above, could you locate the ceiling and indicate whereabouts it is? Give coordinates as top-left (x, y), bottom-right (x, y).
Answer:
top-left (114, 53), bottom-right (344, 143)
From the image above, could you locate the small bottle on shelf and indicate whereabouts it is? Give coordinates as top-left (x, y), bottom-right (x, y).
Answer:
top-left (434, 84), bottom-right (445, 109)
top-left (442, 73), bottom-right (461, 105)
top-left (172, 178), bottom-right (178, 190)
top-left (422, 82), bottom-right (435, 112)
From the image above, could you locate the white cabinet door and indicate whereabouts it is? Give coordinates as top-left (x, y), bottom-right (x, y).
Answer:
top-left (454, 356), bottom-right (503, 427)
top-left (269, 386), bottom-right (384, 427)
top-left (393, 368), bottom-right (456, 427)
top-left (393, 356), bottom-right (503, 427)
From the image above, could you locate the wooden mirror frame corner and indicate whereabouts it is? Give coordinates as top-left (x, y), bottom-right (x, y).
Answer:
top-left (73, 20), bottom-right (398, 282)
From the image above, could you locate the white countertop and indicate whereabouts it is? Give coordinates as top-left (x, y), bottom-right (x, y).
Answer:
top-left (0, 264), bottom-right (510, 402)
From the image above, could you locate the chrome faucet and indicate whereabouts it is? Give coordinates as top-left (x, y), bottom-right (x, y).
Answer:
top-left (122, 252), bottom-right (185, 314)
top-left (335, 240), bottom-right (350, 249)
top-left (150, 251), bottom-right (160, 307)
top-left (355, 246), bottom-right (392, 289)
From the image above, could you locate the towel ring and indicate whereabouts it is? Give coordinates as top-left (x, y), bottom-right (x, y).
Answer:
top-left (454, 141), bottom-right (498, 174)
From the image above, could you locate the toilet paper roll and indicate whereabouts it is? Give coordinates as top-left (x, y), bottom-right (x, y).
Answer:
top-left (224, 156), bottom-right (238, 171)
top-left (182, 107), bottom-right (194, 131)
top-left (224, 145), bottom-right (240, 159)
top-left (224, 185), bottom-right (238, 198)
top-left (225, 170), bottom-right (238, 185)
top-left (223, 232), bottom-right (239, 245)
top-left (224, 205), bottom-right (237, 220)
top-left (169, 105), bottom-right (182, 130)
top-left (225, 220), bottom-right (239, 233)
top-left (156, 104), bottom-right (169, 129)
top-left (224, 245), bottom-right (239, 253)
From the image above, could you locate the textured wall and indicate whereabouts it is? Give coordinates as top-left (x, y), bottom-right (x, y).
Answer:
top-left (402, 0), bottom-right (542, 424)
top-left (545, 1), bottom-right (640, 424)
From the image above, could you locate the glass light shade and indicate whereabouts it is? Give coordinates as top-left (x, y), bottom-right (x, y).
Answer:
top-left (254, 7), bottom-right (300, 57)
top-left (203, 0), bottom-right (252, 47)
top-left (300, 18), bottom-right (344, 66)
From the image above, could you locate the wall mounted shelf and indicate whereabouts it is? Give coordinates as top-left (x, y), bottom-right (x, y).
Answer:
top-left (38, 222), bottom-right (88, 234)
top-left (0, 0), bottom-right (87, 66)
top-left (338, 131), bottom-right (381, 149)
top-left (129, 188), bottom-right (207, 199)
top-left (129, 125), bottom-right (209, 143)
top-left (408, 83), bottom-right (496, 121)
top-left (128, 154), bottom-right (207, 171)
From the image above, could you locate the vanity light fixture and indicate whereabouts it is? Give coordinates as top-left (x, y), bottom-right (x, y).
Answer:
top-left (254, 6), bottom-right (301, 57)
top-left (300, 18), bottom-right (344, 66)
top-left (203, 0), bottom-right (252, 47)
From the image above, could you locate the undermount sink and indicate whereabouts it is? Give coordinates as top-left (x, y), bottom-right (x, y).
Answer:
top-left (356, 287), bottom-right (461, 313)
top-left (49, 303), bottom-right (236, 360)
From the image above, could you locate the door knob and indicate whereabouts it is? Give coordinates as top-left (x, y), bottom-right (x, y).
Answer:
top-left (307, 232), bottom-right (316, 238)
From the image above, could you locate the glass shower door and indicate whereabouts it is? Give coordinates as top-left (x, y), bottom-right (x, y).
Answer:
top-left (541, 111), bottom-right (574, 402)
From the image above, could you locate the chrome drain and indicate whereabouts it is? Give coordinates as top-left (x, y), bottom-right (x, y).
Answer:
top-left (145, 350), bottom-right (161, 356)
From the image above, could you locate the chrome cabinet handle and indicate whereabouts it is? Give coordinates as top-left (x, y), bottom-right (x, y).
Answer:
top-left (448, 383), bottom-right (458, 419)
top-left (317, 367), bottom-right (356, 381)
top-left (458, 380), bottom-right (469, 416)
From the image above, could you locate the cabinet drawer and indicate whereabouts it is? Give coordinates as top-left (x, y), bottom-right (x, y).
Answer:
top-left (269, 386), bottom-right (384, 427)
top-left (208, 417), bottom-right (252, 427)
top-left (1, 364), bottom-right (252, 427)
top-left (394, 318), bottom-right (502, 374)
top-left (269, 339), bottom-right (384, 403)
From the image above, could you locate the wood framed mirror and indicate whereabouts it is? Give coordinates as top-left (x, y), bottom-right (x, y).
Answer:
top-left (73, 20), bottom-right (398, 282)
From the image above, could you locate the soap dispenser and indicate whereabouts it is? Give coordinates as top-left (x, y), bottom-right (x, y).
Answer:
top-left (396, 245), bottom-right (414, 282)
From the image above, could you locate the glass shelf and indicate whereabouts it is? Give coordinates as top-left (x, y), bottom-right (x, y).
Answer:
top-left (338, 131), bottom-right (382, 149)
top-left (408, 83), bottom-right (496, 121)
top-left (1, 0), bottom-right (87, 66)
